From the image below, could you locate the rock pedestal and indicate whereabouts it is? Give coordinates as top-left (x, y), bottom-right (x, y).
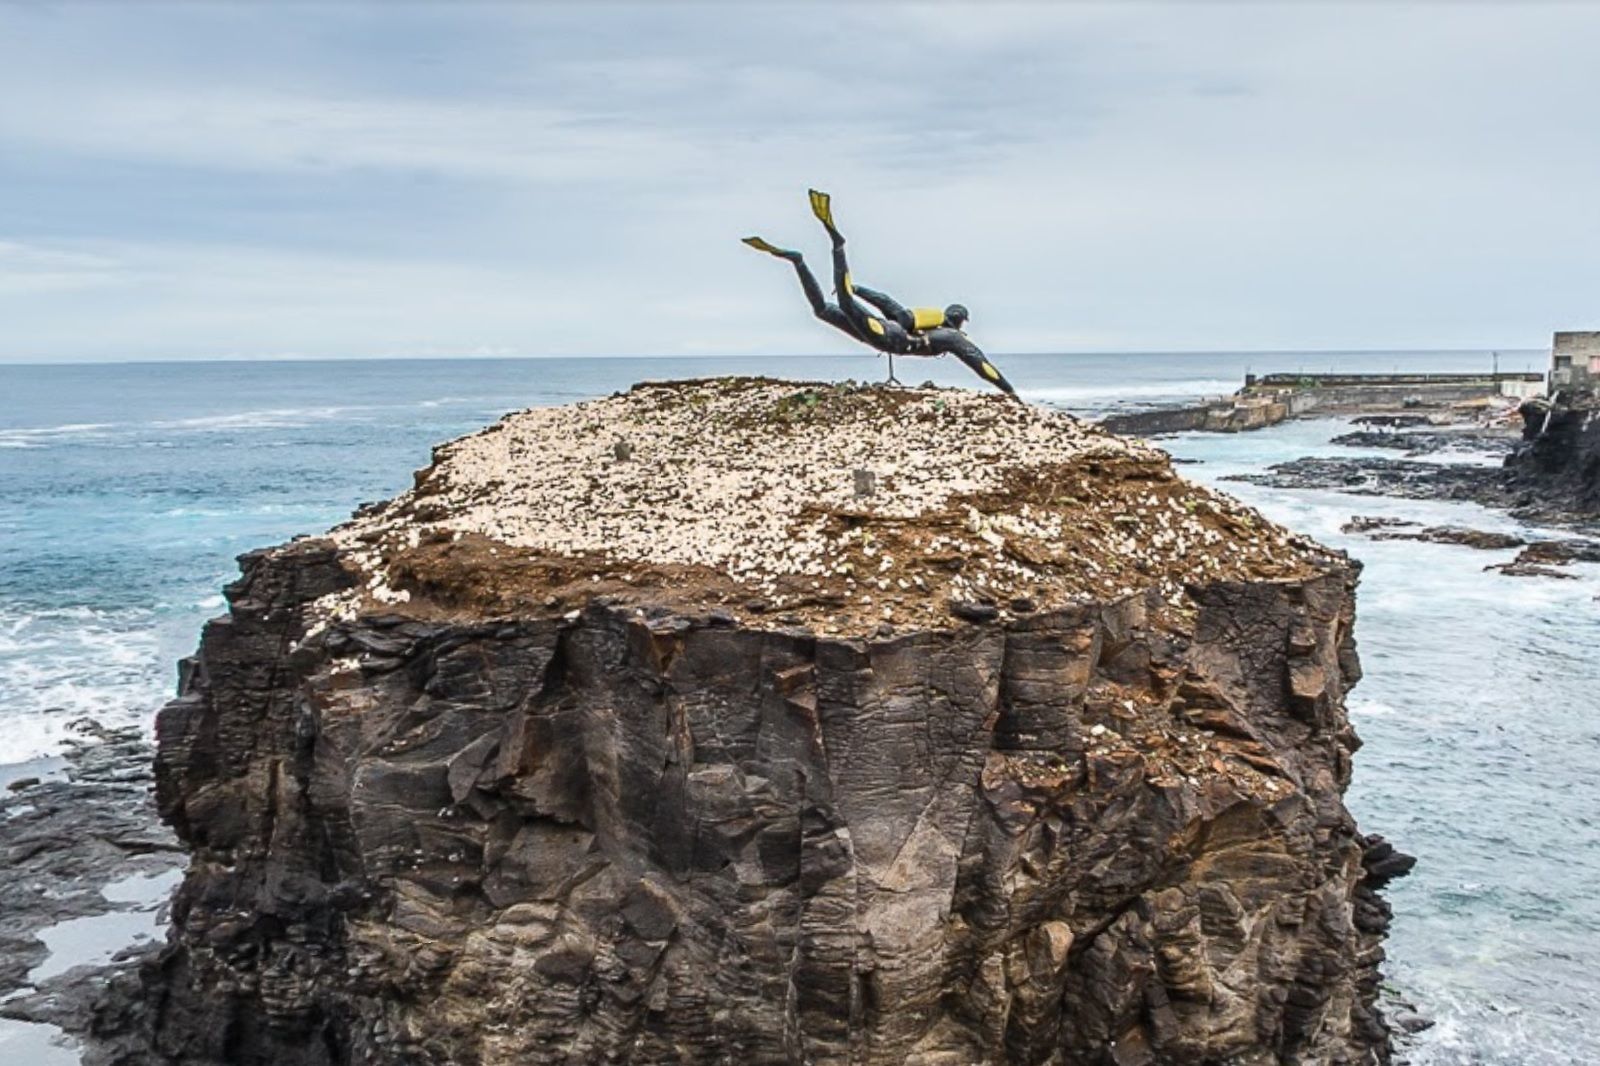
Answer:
top-left (126, 380), bottom-right (1403, 1065)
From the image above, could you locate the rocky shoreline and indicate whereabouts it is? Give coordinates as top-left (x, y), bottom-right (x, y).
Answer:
top-left (62, 378), bottom-right (1409, 1066)
top-left (1215, 401), bottom-right (1600, 538)
top-left (1101, 376), bottom-right (1600, 538)
top-left (1334, 517), bottom-right (1600, 579)
top-left (0, 722), bottom-right (182, 1063)
top-left (1228, 452), bottom-right (1599, 534)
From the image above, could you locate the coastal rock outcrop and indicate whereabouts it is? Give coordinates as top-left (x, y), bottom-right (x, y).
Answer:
top-left (1237, 398), bottom-right (1600, 532)
top-left (1508, 397), bottom-right (1600, 517)
top-left (126, 379), bottom-right (1400, 1065)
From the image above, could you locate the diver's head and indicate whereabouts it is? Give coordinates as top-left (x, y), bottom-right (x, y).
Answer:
top-left (944, 303), bottom-right (969, 329)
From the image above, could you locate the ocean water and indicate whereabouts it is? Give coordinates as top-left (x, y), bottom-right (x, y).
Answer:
top-left (2, 348), bottom-right (1591, 1064)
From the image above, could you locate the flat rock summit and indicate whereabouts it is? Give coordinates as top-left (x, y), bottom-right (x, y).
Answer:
top-left (320, 378), bottom-right (1334, 636)
top-left (117, 379), bottom-right (1406, 1065)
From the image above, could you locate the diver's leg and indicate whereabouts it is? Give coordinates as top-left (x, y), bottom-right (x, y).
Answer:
top-left (829, 242), bottom-right (868, 331)
top-left (797, 259), bottom-right (868, 342)
top-left (742, 236), bottom-right (795, 257)
top-left (852, 284), bottom-right (916, 332)
top-left (792, 257), bottom-right (830, 319)
top-left (744, 237), bottom-right (834, 320)
top-left (809, 188), bottom-right (844, 246)
top-left (830, 244), bottom-right (895, 354)
top-left (830, 241), bottom-right (854, 305)
top-left (788, 253), bottom-right (863, 339)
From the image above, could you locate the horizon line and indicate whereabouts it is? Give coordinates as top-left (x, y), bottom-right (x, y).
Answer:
top-left (0, 346), bottom-right (1550, 370)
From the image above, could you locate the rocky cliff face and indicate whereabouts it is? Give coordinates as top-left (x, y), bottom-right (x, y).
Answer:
top-left (125, 380), bottom-right (1402, 1066)
top-left (1510, 397), bottom-right (1600, 517)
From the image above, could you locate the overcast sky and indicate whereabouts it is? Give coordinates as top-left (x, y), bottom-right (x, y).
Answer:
top-left (1, 2), bottom-right (1596, 363)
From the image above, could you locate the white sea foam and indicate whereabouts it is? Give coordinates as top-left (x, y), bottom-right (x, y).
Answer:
top-left (1404, 987), bottom-right (1578, 1066)
top-left (1, 406), bottom-right (372, 443)
top-left (0, 605), bottom-right (165, 763)
top-left (150, 406), bottom-right (358, 431)
top-left (0, 421), bottom-right (119, 441)
top-left (0, 717), bottom-right (82, 769)
top-left (1, 395), bottom-right (502, 448)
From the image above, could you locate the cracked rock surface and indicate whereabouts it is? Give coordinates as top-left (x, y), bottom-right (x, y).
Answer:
top-left (113, 379), bottom-right (1401, 1065)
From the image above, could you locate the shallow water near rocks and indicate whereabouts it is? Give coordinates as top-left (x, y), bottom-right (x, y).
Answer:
top-left (2, 349), bottom-right (1591, 1064)
top-left (26, 868), bottom-right (182, 985)
top-left (0, 1017), bottom-right (80, 1066)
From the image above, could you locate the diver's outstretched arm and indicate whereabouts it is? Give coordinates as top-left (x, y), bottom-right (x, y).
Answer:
top-left (958, 350), bottom-right (1018, 398)
top-left (927, 328), bottom-right (1020, 399)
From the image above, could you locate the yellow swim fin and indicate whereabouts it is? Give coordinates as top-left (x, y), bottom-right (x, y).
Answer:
top-left (808, 188), bottom-right (835, 231)
top-left (742, 236), bottom-right (796, 258)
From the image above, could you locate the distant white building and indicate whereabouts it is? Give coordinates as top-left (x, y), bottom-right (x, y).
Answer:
top-left (1551, 332), bottom-right (1600, 392)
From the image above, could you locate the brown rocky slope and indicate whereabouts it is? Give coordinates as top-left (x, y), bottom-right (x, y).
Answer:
top-left (118, 379), bottom-right (1406, 1065)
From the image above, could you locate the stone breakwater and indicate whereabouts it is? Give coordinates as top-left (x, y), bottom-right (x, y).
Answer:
top-left (121, 379), bottom-right (1405, 1065)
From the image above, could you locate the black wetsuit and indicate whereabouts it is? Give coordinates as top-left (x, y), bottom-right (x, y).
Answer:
top-left (851, 287), bottom-right (1018, 397)
top-left (779, 246), bottom-right (918, 355)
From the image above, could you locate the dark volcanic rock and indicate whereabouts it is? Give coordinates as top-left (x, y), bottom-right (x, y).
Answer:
top-left (1330, 429), bottom-right (1516, 459)
top-left (1341, 517), bottom-right (1418, 535)
top-left (115, 381), bottom-right (1405, 1066)
top-left (1331, 432), bottom-right (1418, 450)
top-left (948, 598), bottom-right (1000, 622)
top-left (1351, 416), bottom-right (1432, 430)
top-left (1487, 538), bottom-right (1600, 578)
top-left (1507, 399), bottom-right (1600, 517)
top-left (1489, 561), bottom-right (1578, 580)
top-left (1369, 526), bottom-right (1525, 551)
top-left (1228, 456), bottom-right (1506, 505)
top-left (1516, 539), bottom-right (1600, 565)
top-left (128, 551), bottom-right (1392, 1066)
top-left (0, 722), bottom-right (181, 1050)
top-left (1248, 401), bottom-right (1600, 531)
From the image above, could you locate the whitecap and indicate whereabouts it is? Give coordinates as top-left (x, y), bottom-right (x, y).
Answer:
top-left (150, 407), bottom-right (355, 431)
top-left (0, 421), bottom-right (120, 441)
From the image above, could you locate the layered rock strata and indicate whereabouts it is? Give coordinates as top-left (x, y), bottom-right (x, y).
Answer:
top-left (132, 379), bottom-right (1400, 1066)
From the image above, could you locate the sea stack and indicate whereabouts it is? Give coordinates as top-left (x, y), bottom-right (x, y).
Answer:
top-left (135, 379), bottom-right (1402, 1065)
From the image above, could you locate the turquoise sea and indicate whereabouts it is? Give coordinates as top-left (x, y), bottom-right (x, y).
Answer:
top-left (1, 349), bottom-right (1594, 1065)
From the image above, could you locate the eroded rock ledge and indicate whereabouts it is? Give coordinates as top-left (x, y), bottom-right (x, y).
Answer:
top-left (122, 379), bottom-right (1402, 1065)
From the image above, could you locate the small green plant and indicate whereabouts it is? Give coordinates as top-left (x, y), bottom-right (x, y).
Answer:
top-left (771, 389), bottom-right (826, 424)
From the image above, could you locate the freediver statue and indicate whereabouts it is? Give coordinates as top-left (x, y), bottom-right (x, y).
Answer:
top-left (743, 189), bottom-right (1019, 398)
